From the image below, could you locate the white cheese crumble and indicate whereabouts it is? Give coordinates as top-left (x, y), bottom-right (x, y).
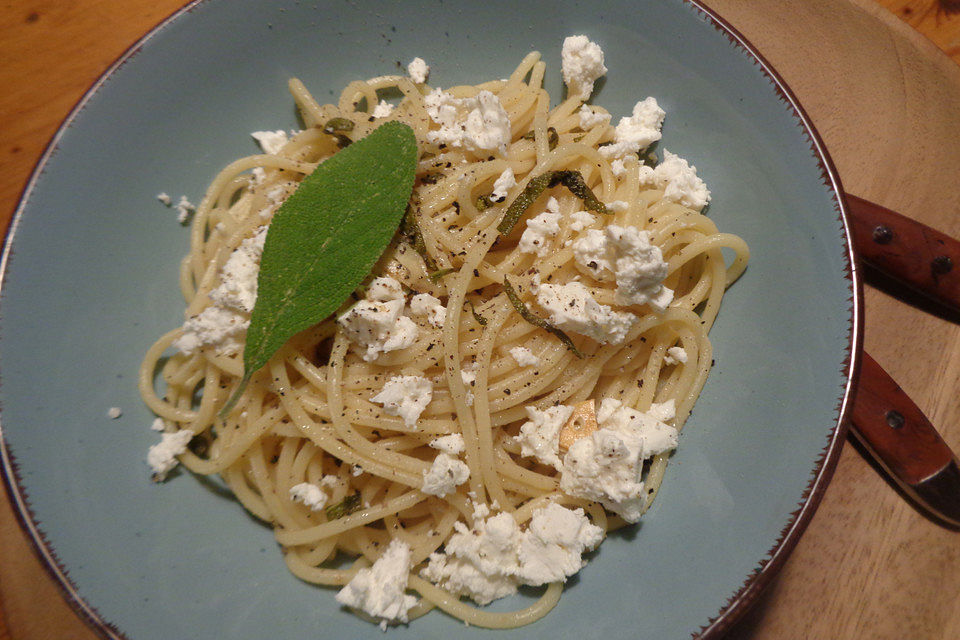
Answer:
top-left (599, 97), bottom-right (666, 159)
top-left (107, 407), bottom-right (122, 419)
top-left (514, 405), bottom-right (575, 469)
top-left (407, 57), bottom-right (430, 84)
top-left (335, 539), bottom-right (419, 629)
top-left (372, 100), bottom-right (395, 118)
top-left (568, 210), bottom-right (596, 232)
top-left (174, 227), bottom-right (268, 355)
top-left (421, 503), bottom-right (602, 605)
top-left (517, 197), bottom-right (561, 256)
top-left (150, 417), bottom-right (167, 432)
top-left (251, 129), bottom-right (288, 155)
top-left (536, 281), bottom-right (637, 344)
top-left (429, 433), bottom-right (465, 455)
top-left (409, 293), bottom-right (445, 328)
top-left (490, 167), bottom-right (516, 202)
top-left (560, 398), bottom-right (678, 522)
top-left (338, 276), bottom-right (418, 361)
top-left (156, 192), bottom-right (172, 206)
top-left (578, 104), bottom-right (611, 129)
top-left (561, 35), bottom-right (607, 99)
top-left (424, 88), bottom-right (512, 155)
top-left (147, 429), bottom-right (193, 480)
top-left (508, 346), bottom-right (540, 367)
top-left (637, 149), bottom-right (711, 210)
top-left (370, 375), bottom-right (433, 428)
top-left (421, 452), bottom-right (470, 497)
top-left (572, 224), bottom-right (673, 311)
top-left (289, 482), bottom-right (331, 511)
top-left (664, 346), bottom-right (688, 365)
top-left (208, 227), bottom-right (268, 313)
top-left (175, 195), bottom-right (195, 224)
top-left (606, 200), bottom-right (628, 213)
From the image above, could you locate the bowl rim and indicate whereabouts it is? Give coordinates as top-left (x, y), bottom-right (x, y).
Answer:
top-left (0, 1), bottom-right (862, 638)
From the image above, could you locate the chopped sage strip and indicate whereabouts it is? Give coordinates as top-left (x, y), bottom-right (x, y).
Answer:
top-left (404, 206), bottom-right (439, 273)
top-left (325, 492), bottom-right (362, 520)
top-left (522, 127), bottom-right (559, 150)
top-left (475, 194), bottom-right (493, 211)
top-left (428, 267), bottom-right (457, 281)
top-left (496, 170), bottom-right (608, 236)
top-left (323, 117), bottom-right (355, 133)
top-left (502, 277), bottom-right (583, 358)
top-left (466, 300), bottom-right (488, 326)
top-left (220, 122), bottom-right (418, 417)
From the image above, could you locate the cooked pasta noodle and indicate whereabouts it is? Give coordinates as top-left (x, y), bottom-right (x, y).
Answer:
top-left (139, 48), bottom-right (748, 629)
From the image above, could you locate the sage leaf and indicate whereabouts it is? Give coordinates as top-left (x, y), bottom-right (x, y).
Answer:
top-left (221, 121), bottom-right (418, 416)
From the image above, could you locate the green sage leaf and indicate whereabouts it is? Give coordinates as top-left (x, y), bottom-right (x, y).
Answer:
top-left (222, 121), bottom-right (418, 416)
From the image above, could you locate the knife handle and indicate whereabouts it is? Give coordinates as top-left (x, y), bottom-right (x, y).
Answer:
top-left (851, 352), bottom-right (953, 486)
top-left (846, 194), bottom-right (960, 313)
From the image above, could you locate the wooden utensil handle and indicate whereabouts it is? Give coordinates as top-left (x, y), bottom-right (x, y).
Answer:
top-left (846, 194), bottom-right (960, 312)
top-left (851, 351), bottom-right (954, 486)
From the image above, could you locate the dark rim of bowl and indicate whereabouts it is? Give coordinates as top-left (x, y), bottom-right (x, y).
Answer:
top-left (0, 1), bottom-right (861, 639)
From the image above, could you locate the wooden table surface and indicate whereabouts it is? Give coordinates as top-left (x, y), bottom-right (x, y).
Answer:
top-left (2, 1), bottom-right (959, 638)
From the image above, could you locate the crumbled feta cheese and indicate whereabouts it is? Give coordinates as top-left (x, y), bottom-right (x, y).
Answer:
top-left (637, 149), bottom-right (711, 210)
top-left (174, 306), bottom-right (248, 355)
top-left (251, 129), bottom-right (288, 155)
top-left (409, 293), bottom-right (445, 328)
top-left (174, 227), bottom-right (269, 355)
top-left (607, 200), bottom-right (628, 213)
top-left (407, 57), bottom-right (430, 84)
top-left (150, 417), bottom-right (167, 432)
top-left (421, 503), bottom-right (602, 605)
top-left (335, 539), bottom-right (419, 628)
top-left (599, 97), bottom-right (666, 160)
top-left (610, 158), bottom-right (628, 177)
top-left (175, 195), bottom-right (195, 224)
top-left (516, 502), bottom-right (604, 584)
top-left (370, 375), bottom-right (433, 428)
top-left (517, 198), bottom-right (562, 256)
top-left (560, 398), bottom-right (678, 522)
top-left (514, 404), bottom-right (575, 469)
top-left (508, 346), bottom-right (540, 367)
top-left (536, 281), bottom-right (636, 344)
top-left (366, 276), bottom-right (406, 302)
top-left (568, 210), bottom-right (595, 232)
top-left (351, 465), bottom-right (364, 477)
top-left (572, 225), bottom-right (673, 311)
top-left (429, 433), bottom-right (465, 455)
top-left (561, 35), bottom-right (607, 99)
top-left (289, 482), bottom-right (330, 511)
top-left (107, 407), bottom-right (122, 419)
top-left (424, 89), bottom-right (512, 154)
top-left (372, 100), bottom-right (395, 118)
top-left (147, 430), bottom-right (193, 480)
top-left (208, 227), bottom-right (267, 313)
top-left (421, 452), bottom-right (470, 496)
top-left (490, 167), bottom-right (516, 202)
top-left (339, 276), bottom-right (419, 361)
top-left (156, 192), bottom-right (172, 206)
top-left (578, 104), bottom-right (611, 129)
top-left (664, 346), bottom-right (688, 365)
top-left (459, 360), bottom-right (480, 407)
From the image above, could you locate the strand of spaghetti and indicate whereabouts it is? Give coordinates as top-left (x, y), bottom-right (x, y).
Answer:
top-left (274, 490), bottom-right (425, 546)
top-left (409, 577), bottom-right (563, 629)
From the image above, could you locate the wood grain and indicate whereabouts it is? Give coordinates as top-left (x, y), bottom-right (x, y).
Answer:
top-left (2, 1), bottom-right (960, 639)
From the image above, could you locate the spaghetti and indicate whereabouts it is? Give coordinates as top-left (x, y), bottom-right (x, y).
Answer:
top-left (139, 43), bottom-right (749, 629)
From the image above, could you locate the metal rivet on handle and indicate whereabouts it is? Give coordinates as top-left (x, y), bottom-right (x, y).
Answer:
top-left (931, 255), bottom-right (953, 276)
top-left (872, 225), bottom-right (893, 244)
top-left (885, 410), bottom-right (904, 429)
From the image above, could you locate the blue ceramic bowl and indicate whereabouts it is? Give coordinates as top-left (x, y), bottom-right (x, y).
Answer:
top-left (0, 1), bottom-right (858, 638)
